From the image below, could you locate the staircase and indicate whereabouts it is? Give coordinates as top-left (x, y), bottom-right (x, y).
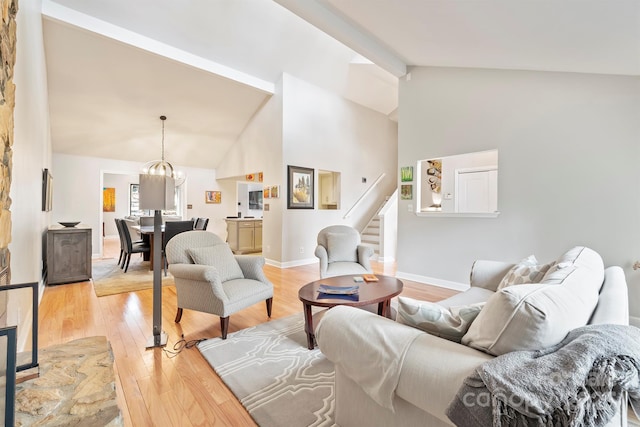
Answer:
top-left (360, 191), bottom-right (398, 261)
top-left (361, 217), bottom-right (381, 258)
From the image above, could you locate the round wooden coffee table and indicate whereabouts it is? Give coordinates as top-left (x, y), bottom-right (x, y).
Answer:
top-left (298, 274), bottom-right (403, 349)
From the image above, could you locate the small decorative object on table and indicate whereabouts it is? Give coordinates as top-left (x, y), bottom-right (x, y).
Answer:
top-left (363, 274), bottom-right (379, 282)
top-left (58, 221), bottom-right (80, 227)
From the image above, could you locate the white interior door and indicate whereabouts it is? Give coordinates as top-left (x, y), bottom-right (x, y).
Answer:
top-left (456, 169), bottom-right (497, 213)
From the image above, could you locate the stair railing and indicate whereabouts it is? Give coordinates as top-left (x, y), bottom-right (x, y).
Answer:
top-left (359, 189), bottom-right (398, 261)
top-left (343, 173), bottom-right (386, 219)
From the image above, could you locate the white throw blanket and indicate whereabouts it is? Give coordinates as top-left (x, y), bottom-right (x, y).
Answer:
top-left (315, 305), bottom-right (422, 411)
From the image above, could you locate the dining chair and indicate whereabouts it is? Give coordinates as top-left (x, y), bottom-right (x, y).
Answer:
top-left (114, 218), bottom-right (126, 268)
top-left (194, 217), bottom-right (209, 230)
top-left (162, 220), bottom-right (195, 275)
top-left (121, 219), bottom-right (151, 272)
top-left (123, 218), bottom-right (143, 244)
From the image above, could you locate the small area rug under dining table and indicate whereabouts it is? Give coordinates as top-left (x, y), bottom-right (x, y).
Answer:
top-left (92, 256), bottom-right (174, 297)
top-left (197, 312), bottom-right (336, 427)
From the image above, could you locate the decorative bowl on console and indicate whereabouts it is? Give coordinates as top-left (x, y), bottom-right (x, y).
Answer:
top-left (58, 221), bottom-right (80, 227)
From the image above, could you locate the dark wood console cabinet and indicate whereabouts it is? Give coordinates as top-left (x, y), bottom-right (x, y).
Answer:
top-left (46, 224), bottom-right (92, 285)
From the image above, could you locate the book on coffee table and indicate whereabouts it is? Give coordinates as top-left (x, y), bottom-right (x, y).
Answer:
top-left (317, 284), bottom-right (359, 295)
top-left (363, 274), bottom-right (379, 282)
top-left (316, 293), bottom-right (360, 301)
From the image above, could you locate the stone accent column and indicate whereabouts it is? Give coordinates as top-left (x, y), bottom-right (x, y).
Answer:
top-left (0, 0), bottom-right (17, 281)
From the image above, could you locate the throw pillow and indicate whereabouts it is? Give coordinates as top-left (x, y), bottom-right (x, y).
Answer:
top-left (187, 245), bottom-right (244, 282)
top-left (541, 246), bottom-right (601, 285)
top-left (326, 232), bottom-right (358, 263)
top-left (396, 297), bottom-right (485, 343)
top-left (461, 247), bottom-right (604, 356)
top-left (539, 262), bottom-right (576, 284)
top-left (496, 255), bottom-right (552, 291)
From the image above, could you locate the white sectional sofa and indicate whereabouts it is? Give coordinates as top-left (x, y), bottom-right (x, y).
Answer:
top-left (316, 247), bottom-right (631, 427)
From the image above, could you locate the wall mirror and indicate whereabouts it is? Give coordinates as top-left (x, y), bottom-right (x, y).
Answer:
top-left (318, 170), bottom-right (341, 210)
top-left (416, 149), bottom-right (498, 217)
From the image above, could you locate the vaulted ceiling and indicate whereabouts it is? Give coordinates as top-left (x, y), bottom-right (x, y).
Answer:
top-left (42, 0), bottom-right (640, 169)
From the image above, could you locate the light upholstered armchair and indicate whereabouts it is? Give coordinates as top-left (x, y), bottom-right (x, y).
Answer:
top-left (315, 225), bottom-right (374, 278)
top-left (165, 231), bottom-right (273, 339)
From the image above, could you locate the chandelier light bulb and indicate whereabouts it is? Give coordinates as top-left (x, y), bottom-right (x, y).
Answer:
top-left (142, 115), bottom-right (185, 185)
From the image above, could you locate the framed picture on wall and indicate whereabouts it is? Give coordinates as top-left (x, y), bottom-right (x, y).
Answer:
top-left (103, 187), bottom-right (116, 212)
top-left (205, 191), bottom-right (221, 204)
top-left (400, 166), bottom-right (414, 182)
top-left (42, 168), bottom-right (53, 212)
top-left (287, 165), bottom-right (314, 209)
top-left (401, 184), bottom-right (413, 200)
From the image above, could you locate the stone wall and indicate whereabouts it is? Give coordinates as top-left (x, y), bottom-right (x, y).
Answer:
top-left (0, 0), bottom-right (17, 282)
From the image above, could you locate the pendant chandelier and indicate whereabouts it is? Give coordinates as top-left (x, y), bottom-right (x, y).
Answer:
top-left (142, 115), bottom-right (185, 186)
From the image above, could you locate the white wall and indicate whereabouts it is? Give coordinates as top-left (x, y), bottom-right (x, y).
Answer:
top-left (281, 73), bottom-right (398, 266)
top-left (103, 173), bottom-right (137, 237)
top-left (183, 167), bottom-right (234, 239)
top-left (11, 0), bottom-right (52, 349)
top-left (52, 154), bottom-right (230, 256)
top-left (11, 0), bottom-right (50, 283)
top-left (216, 79), bottom-right (284, 261)
top-left (215, 74), bottom-right (398, 266)
top-left (397, 66), bottom-right (640, 320)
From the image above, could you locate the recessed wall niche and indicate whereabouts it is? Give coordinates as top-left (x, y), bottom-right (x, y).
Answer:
top-left (318, 170), bottom-right (341, 210)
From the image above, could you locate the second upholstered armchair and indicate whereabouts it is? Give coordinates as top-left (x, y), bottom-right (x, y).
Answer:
top-left (315, 225), bottom-right (374, 278)
top-left (165, 231), bottom-right (273, 339)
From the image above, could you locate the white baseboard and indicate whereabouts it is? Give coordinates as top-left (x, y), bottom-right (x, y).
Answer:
top-left (265, 258), bottom-right (318, 269)
top-left (395, 271), bottom-right (470, 292)
top-left (629, 316), bottom-right (640, 328)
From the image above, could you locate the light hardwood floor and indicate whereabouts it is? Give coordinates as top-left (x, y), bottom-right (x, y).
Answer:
top-left (38, 238), bottom-right (457, 426)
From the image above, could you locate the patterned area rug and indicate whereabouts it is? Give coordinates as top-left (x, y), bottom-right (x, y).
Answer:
top-left (92, 256), bottom-right (174, 297)
top-left (198, 313), bottom-right (335, 427)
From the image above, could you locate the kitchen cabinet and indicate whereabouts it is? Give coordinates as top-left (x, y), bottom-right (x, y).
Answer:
top-left (226, 219), bottom-right (262, 254)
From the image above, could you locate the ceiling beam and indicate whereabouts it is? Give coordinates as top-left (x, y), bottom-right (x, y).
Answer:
top-left (41, 0), bottom-right (275, 94)
top-left (274, 0), bottom-right (407, 78)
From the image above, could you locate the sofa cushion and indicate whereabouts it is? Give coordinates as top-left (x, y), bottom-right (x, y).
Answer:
top-left (397, 297), bottom-right (484, 343)
top-left (461, 246), bottom-right (604, 356)
top-left (541, 246), bottom-right (602, 285)
top-left (496, 255), bottom-right (552, 291)
top-left (187, 245), bottom-right (244, 282)
top-left (327, 232), bottom-right (358, 263)
top-left (437, 287), bottom-right (495, 308)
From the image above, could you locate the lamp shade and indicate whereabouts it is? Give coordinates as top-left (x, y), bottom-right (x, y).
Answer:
top-left (139, 174), bottom-right (176, 210)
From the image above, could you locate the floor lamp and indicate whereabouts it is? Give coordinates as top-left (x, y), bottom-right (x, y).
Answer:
top-left (139, 173), bottom-right (175, 348)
